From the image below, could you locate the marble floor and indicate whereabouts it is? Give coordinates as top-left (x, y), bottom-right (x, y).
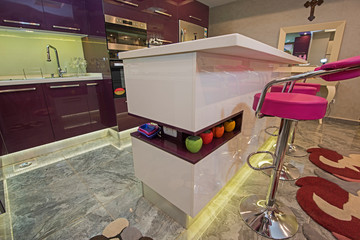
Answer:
top-left (0, 120), bottom-right (359, 240)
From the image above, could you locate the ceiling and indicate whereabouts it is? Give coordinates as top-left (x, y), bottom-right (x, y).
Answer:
top-left (197, 0), bottom-right (237, 8)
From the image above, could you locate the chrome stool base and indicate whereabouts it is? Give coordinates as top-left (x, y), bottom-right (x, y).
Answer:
top-left (258, 161), bottom-right (300, 181)
top-left (240, 195), bottom-right (299, 239)
top-left (286, 144), bottom-right (308, 157)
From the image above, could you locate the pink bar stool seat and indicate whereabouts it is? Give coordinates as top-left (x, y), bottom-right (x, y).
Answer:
top-left (270, 85), bottom-right (318, 95)
top-left (253, 92), bottom-right (328, 120)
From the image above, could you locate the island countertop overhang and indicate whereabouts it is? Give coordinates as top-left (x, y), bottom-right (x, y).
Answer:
top-left (119, 33), bottom-right (307, 65)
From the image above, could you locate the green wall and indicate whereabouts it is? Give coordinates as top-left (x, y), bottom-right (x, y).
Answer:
top-left (0, 28), bottom-right (85, 77)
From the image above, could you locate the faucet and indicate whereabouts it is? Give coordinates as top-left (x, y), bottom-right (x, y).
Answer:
top-left (46, 45), bottom-right (67, 77)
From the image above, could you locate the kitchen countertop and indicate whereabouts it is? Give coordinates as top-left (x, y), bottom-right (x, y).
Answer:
top-left (0, 73), bottom-right (103, 86)
top-left (119, 33), bottom-right (307, 65)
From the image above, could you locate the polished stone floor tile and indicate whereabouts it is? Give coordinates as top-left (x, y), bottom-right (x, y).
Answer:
top-left (104, 182), bottom-right (184, 240)
top-left (6, 160), bottom-right (75, 195)
top-left (9, 174), bottom-right (100, 240)
top-left (78, 151), bottom-right (139, 204)
top-left (43, 206), bottom-right (114, 240)
top-left (66, 144), bottom-right (125, 173)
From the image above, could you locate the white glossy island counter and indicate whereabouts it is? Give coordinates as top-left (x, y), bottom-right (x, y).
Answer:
top-left (119, 34), bottom-right (305, 227)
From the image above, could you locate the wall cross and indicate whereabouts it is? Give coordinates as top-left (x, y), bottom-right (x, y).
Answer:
top-left (304, 0), bottom-right (324, 21)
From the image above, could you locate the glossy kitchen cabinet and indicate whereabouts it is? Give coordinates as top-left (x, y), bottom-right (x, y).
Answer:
top-left (114, 98), bottom-right (147, 131)
top-left (145, 0), bottom-right (178, 44)
top-left (178, 0), bottom-right (209, 28)
top-left (143, 0), bottom-right (177, 20)
top-left (43, 80), bottom-right (116, 140)
top-left (0, 0), bottom-right (45, 30)
top-left (0, 84), bottom-right (55, 154)
top-left (43, 81), bottom-right (90, 140)
top-left (103, 0), bottom-right (148, 22)
top-left (0, 130), bottom-right (7, 156)
top-left (42, 0), bottom-right (87, 34)
top-left (86, 79), bottom-right (117, 132)
top-left (147, 16), bottom-right (178, 45)
top-left (85, 0), bottom-right (106, 37)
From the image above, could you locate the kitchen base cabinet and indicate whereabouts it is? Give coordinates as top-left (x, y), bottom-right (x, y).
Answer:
top-left (86, 79), bottom-right (117, 132)
top-left (0, 79), bottom-right (117, 155)
top-left (114, 98), bottom-right (146, 131)
top-left (0, 84), bottom-right (55, 154)
top-left (43, 80), bottom-right (117, 141)
top-left (43, 82), bottom-right (91, 140)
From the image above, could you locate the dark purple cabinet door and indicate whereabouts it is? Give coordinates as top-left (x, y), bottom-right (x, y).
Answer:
top-left (145, 0), bottom-right (178, 44)
top-left (143, 0), bottom-right (177, 20)
top-left (178, 0), bottom-right (209, 28)
top-left (0, 130), bottom-right (7, 156)
top-left (147, 16), bottom-right (178, 44)
top-left (0, 84), bottom-right (55, 154)
top-left (42, 0), bottom-right (87, 34)
top-left (0, 0), bottom-right (44, 29)
top-left (85, 0), bottom-right (106, 37)
top-left (99, 79), bottom-right (117, 128)
top-left (103, 0), bottom-right (147, 22)
top-left (43, 82), bottom-right (91, 140)
top-left (114, 98), bottom-right (147, 131)
top-left (85, 79), bottom-right (116, 132)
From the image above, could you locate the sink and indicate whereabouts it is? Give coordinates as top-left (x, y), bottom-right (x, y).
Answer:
top-left (43, 74), bottom-right (91, 79)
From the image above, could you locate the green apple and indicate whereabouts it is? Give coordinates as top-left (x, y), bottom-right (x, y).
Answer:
top-left (185, 136), bottom-right (203, 153)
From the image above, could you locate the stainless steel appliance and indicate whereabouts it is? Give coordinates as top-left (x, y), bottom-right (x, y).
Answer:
top-left (105, 15), bottom-right (147, 98)
top-left (105, 14), bottom-right (147, 59)
top-left (110, 60), bottom-right (126, 98)
top-left (179, 20), bottom-right (207, 42)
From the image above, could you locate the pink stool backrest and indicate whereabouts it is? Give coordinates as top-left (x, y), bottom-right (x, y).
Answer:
top-left (254, 56), bottom-right (360, 118)
top-left (315, 56), bottom-right (360, 81)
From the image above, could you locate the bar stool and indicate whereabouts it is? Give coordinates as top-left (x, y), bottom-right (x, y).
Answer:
top-left (274, 83), bottom-right (322, 157)
top-left (239, 56), bottom-right (360, 239)
top-left (260, 84), bottom-right (320, 181)
top-left (271, 83), bottom-right (321, 157)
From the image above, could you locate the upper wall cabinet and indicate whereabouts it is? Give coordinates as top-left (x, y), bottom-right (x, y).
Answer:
top-left (178, 0), bottom-right (209, 28)
top-left (0, 0), bottom-right (45, 30)
top-left (145, 0), bottom-right (178, 44)
top-left (103, 0), bottom-right (148, 22)
top-left (42, 0), bottom-right (87, 34)
top-left (85, 0), bottom-right (106, 37)
top-left (143, 0), bottom-right (177, 21)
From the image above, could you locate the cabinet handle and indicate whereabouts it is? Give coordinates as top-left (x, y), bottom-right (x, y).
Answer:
top-left (116, 0), bottom-right (138, 7)
top-left (189, 15), bottom-right (202, 21)
top-left (157, 39), bottom-right (173, 43)
top-left (50, 84), bottom-right (80, 89)
top-left (53, 25), bottom-right (80, 31)
top-left (3, 19), bottom-right (40, 26)
top-left (0, 87), bottom-right (36, 93)
top-left (154, 10), bottom-right (172, 17)
top-left (86, 83), bottom-right (98, 86)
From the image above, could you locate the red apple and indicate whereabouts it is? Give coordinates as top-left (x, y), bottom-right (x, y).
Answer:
top-left (200, 130), bottom-right (213, 144)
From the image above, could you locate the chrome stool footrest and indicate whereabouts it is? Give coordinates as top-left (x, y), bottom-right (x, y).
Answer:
top-left (246, 151), bottom-right (275, 171)
top-left (257, 158), bottom-right (301, 181)
top-left (265, 126), bottom-right (279, 136)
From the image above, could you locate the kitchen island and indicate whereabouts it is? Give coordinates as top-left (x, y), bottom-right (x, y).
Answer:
top-left (119, 33), bottom-right (306, 227)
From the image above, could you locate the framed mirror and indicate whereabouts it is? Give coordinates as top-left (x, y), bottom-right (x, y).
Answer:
top-left (278, 21), bottom-right (346, 67)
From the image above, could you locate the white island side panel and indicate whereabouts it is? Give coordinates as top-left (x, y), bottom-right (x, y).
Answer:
top-left (194, 52), bottom-right (283, 132)
top-left (124, 53), bottom-right (196, 131)
top-left (131, 137), bottom-right (194, 215)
